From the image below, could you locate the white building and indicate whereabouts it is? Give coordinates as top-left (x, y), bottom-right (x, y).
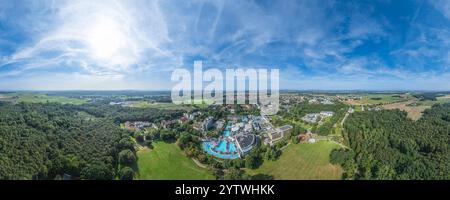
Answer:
top-left (320, 111), bottom-right (334, 117)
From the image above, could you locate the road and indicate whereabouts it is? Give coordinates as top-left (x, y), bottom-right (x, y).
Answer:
top-left (340, 108), bottom-right (352, 126)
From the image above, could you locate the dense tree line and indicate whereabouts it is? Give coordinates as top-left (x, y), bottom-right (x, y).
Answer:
top-left (63, 103), bottom-right (183, 124)
top-left (412, 93), bottom-right (444, 101)
top-left (333, 103), bottom-right (450, 180)
top-left (0, 102), bottom-right (145, 179)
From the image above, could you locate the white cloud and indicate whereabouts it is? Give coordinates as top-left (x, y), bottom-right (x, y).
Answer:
top-left (1, 0), bottom-right (450, 90)
top-left (1, 0), bottom-right (176, 76)
top-left (431, 0), bottom-right (450, 20)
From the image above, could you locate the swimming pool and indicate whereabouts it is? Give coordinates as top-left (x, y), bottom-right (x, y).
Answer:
top-left (203, 141), bottom-right (239, 159)
top-left (223, 130), bottom-right (231, 137)
top-left (203, 126), bottom-right (239, 159)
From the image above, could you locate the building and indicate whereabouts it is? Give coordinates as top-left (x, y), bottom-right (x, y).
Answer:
top-left (179, 116), bottom-right (189, 124)
top-left (308, 138), bottom-right (316, 143)
top-left (109, 101), bottom-right (124, 106)
top-left (161, 120), bottom-right (176, 129)
top-left (320, 111), bottom-right (334, 117)
top-left (252, 121), bottom-right (261, 131)
top-left (234, 134), bottom-right (257, 156)
top-left (278, 125), bottom-right (293, 135)
top-left (302, 113), bottom-right (321, 123)
top-left (321, 99), bottom-right (334, 105)
top-left (244, 123), bottom-right (253, 132)
top-left (215, 120), bottom-right (225, 130)
top-left (302, 111), bottom-right (334, 123)
top-left (308, 99), bottom-right (318, 104)
top-left (124, 121), bottom-right (152, 131)
top-left (368, 107), bottom-right (382, 111)
top-left (265, 125), bottom-right (293, 145)
top-left (266, 130), bottom-right (283, 145)
top-left (202, 117), bottom-right (215, 131)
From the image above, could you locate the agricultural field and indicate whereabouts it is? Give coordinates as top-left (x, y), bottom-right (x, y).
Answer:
top-left (382, 95), bottom-right (450, 120)
top-left (127, 101), bottom-right (194, 111)
top-left (0, 93), bottom-right (87, 105)
top-left (382, 100), bottom-right (430, 120)
top-left (415, 94), bottom-right (450, 106)
top-left (136, 142), bottom-right (215, 180)
top-left (344, 93), bottom-right (411, 105)
top-left (247, 141), bottom-right (343, 180)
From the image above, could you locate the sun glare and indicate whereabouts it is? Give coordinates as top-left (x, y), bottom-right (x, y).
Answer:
top-left (86, 17), bottom-right (125, 60)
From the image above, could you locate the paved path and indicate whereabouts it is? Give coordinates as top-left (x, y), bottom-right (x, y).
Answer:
top-left (340, 111), bottom-right (350, 126)
top-left (192, 158), bottom-right (208, 169)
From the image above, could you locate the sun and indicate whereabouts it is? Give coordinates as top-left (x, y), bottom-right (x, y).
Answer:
top-left (86, 16), bottom-right (126, 60)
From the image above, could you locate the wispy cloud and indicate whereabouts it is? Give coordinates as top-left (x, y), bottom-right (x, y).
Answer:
top-left (0, 0), bottom-right (450, 90)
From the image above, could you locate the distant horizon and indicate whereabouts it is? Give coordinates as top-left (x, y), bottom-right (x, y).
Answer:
top-left (2, 89), bottom-right (450, 93)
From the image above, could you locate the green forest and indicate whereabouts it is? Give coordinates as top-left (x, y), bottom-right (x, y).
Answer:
top-left (332, 103), bottom-right (450, 180)
top-left (0, 102), bottom-right (182, 180)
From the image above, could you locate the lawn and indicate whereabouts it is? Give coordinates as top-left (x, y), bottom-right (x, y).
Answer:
top-left (247, 141), bottom-right (343, 180)
top-left (136, 141), bottom-right (215, 180)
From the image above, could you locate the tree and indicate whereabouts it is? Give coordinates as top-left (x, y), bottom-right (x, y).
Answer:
top-left (329, 149), bottom-right (353, 165)
top-left (160, 129), bottom-right (176, 142)
top-left (244, 149), bottom-right (262, 169)
top-left (177, 133), bottom-right (191, 150)
top-left (119, 167), bottom-right (134, 180)
top-left (80, 162), bottom-right (114, 180)
top-left (145, 128), bottom-right (160, 140)
top-left (62, 155), bottom-right (82, 177)
top-left (135, 132), bottom-right (145, 143)
top-left (264, 146), bottom-right (281, 161)
top-left (340, 106), bottom-right (450, 180)
top-left (118, 138), bottom-right (135, 152)
top-left (291, 136), bottom-right (299, 144)
top-left (118, 150), bottom-right (136, 166)
top-left (224, 168), bottom-right (249, 180)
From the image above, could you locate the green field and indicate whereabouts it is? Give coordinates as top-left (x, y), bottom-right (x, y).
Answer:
top-left (416, 95), bottom-right (450, 106)
top-left (136, 142), bottom-right (215, 180)
top-left (128, 101), bottom-right (194, 111)
top-left (344, 93), bottom-right (412, 105)
top-left (247, 141), bottom-right (343, 180)
top-left (0, 93), bottom-right (87, 105)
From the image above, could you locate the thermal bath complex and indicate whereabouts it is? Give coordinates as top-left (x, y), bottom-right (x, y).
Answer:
top-left (203, 123), bottom-right (257, 159)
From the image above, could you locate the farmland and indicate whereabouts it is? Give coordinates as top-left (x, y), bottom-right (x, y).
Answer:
top-left (344, 93), bottom-right (412, 105)
top-left (0, 93), bottom-right (87, 105)
top-left (128, 101), bottom-right (194, 111)
top-left (381, 94), bottom-right (450, 120)
top-left (382, 100), bottom-right (430, 120)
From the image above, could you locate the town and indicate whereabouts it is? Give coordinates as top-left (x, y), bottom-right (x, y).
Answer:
top-left (121, 94), bottom-right (357, 161)
top-left (1, 90), bottom-right (449, 180)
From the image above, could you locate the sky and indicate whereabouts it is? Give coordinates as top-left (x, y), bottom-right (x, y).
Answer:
top-left (1, 0), bottom-right (450, 91)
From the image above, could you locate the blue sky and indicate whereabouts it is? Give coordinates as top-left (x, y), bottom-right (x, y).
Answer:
top-left (1, 0), bottom-right (450, 90)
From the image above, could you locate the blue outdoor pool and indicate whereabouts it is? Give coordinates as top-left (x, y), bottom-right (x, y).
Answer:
top-left (203, 126), bottom-right (239, 159)
top-left (223, 130), bottom-right (231, 137)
